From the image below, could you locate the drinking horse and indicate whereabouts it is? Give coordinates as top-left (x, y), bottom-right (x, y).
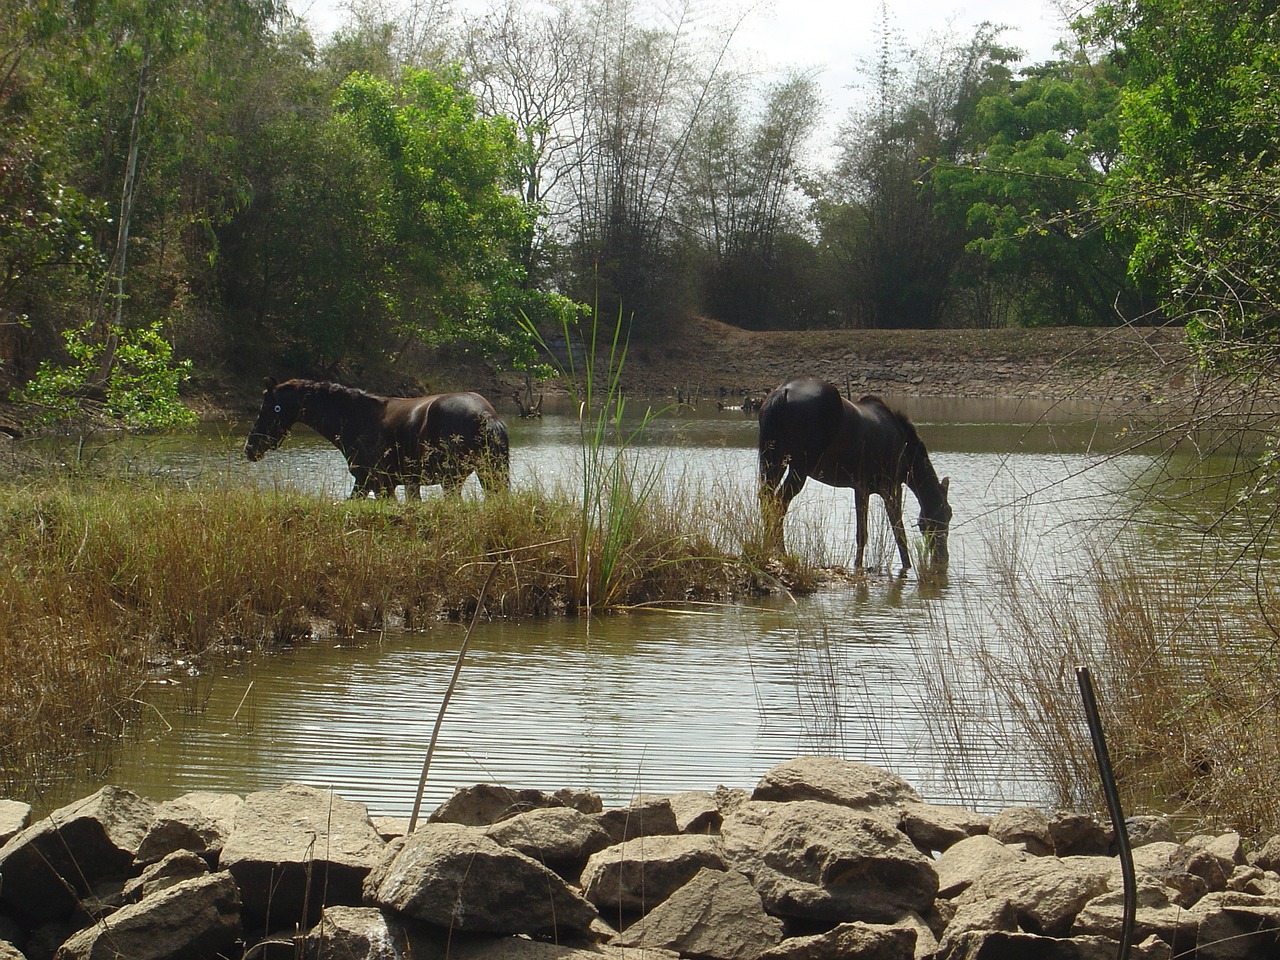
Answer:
top-left (244, 378), bottom-right (509, 498)
top-left (757, 378), bottom-right (951, 569)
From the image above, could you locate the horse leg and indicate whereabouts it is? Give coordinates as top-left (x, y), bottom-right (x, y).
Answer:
top-left (884, 486), bottom-right (912, 571)
top-left (854, 488), bottom-right (871, 568)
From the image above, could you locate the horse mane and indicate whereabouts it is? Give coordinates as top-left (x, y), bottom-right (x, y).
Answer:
top-left (282, 379), bottom-right (383, 402)
top-left (858, 394), bottom-right (944, 496)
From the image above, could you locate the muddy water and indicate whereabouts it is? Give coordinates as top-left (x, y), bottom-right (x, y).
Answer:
top-left (42, 396), bottom-right (1248, 816)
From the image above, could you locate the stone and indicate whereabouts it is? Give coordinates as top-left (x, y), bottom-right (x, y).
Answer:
top-left (0, 785), bottom-right (156, 924)
top-left (429, 784), bottom-right (602, 826)
top-left (0, 800), bottom-right (31, 845)
top-left (1049, 812), bottom-right (1111, 857)
top-left (945, 855), bottom-right (1109, 938)
top-left (637, 790), bottom-right (723, 834)
top-left (302, 905), bottom-right (444, 959)
top-left (485, 806), bottom-right (614, 877)
top-left (363, 822), bottom-right (599, 937)
top-left (135, 799), bottom-right (232, 866)
top-left (1188, 891), bottom-right (1280, 960)
top-left (122, 849), bottom-right (210, 903)
top-left (720, 800), bottom-right (937, 925)
top-left (751, 757), bottom-right (921, 812)
top-left (901, 802), bottom-right (990, 854)
top-left (988, 806), bottom-right (1052, 856)
top-left (611, 868), bottom-right (784, 959)
top-left (1125, 815), bottom-right (1177, 848)
top-left (581, 834), bottom-right (728, 917)
top-left (1249, 835), bottom-right (1280, 873)
top-left (1072, 875), bottom-right (1198, 950)
top-left (935, 834), bottom-right (1028, 899)
top-left (52, 871), bottom-right (240, 960)
top-left (596, 796), bottom-right (679, 844)
top-left (757, 921), bottom-right (917, 960)
top-left (937, 931), bottom-right (1170, 959)
top-left (218, 782), bottom-right (386, 929)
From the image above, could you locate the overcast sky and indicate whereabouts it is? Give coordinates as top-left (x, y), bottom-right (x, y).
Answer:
top-left (293, 0), bottom-right (1072, 152)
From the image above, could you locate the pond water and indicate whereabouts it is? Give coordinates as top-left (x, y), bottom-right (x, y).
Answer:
top-left (40, 395), bottom-right (1256, 818)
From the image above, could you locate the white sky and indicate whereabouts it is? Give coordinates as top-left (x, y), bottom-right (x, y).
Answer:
top-left (294, 0), bottom-right (1072, 152)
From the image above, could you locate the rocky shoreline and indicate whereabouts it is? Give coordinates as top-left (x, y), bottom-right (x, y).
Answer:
top-left (3, 757), bottom-right (1279, 959)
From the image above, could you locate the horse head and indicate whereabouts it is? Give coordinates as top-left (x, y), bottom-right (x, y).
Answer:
top-left (244, 377), bottom-right (302, 462)
top-left (917, 476), bottom-right (952, 565)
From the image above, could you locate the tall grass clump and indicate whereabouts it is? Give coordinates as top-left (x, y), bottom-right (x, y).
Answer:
top-left (918, 503), bottom-right (1280, 838)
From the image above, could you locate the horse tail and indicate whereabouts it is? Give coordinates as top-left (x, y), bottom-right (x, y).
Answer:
top-left (480, 410), bottom-right (510, 491)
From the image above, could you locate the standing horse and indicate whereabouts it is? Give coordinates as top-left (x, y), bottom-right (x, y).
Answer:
top-left (757, 378), bottom-right (951, 569)
top-left (244, 378), bottom-right (509, 498)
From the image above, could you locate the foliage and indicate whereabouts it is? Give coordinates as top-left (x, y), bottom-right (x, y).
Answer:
top-left (20, 319), bottom-right (196, 428)
top-left (1087, 0), bottom-right (1280, 359)
top-left (334, 66), bottom-right (572, 371)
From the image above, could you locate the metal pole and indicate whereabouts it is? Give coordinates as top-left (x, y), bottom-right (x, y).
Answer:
top-left (1076, 665), bottom-right (1136, 960)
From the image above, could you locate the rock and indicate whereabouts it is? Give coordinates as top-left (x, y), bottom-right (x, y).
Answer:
top-left (596, 796), bottom-right (679, 843)
top-left (373, 816), bottom-right (409, 840)
top-left (218, 782), bottom-right (385, 929)
top-left (122, 849), bottom-right (210, 903)
top-left (751, 758), bottom-right (921, 813)
top-left (1125, 815), bottom-right (1177, 848)
top-left (1188, 891), bottom-right (1280, 959)
top-left (935, 834), bottom-right (1028, 899)
top-left (135, 798), bottom-right (233, 866)
top-left (429, 784), bottom-right (602, 826)
top-left (581, 834), bottom-right (728, 916)
top-left (988, 806), bottom-right (1052, 856)
top-left (363, 822), bottom-right (599, 937)
top-left (1249, 835), bottom-right (1280, 872)
top-left (1049, 812), bottom-right (1111, 857)
top-left (0, 940), bottom-right (24, 960)
top-left (52, 871), bottom-right (240, 960)
top-left (937, 931), bottom-right (1169, 959)
top-left (720, 800), bottom-right (937, 925)
top-left (1072, 875), bottom-right (1198, 950)
top-left (302, 905), bottom-right (444, 959)
top-left (901, 802), bottom-right (990, 854)
top-left (637, 791), bottom-right (724, 834)
top-left (0, 786), bottom-right (156, 924)
top-left (611, 868), bottom-right (784, 959)
top-left (446, 940), bottom-right (679, 960)
top-left (944, 855), bottom-right (1110, 940)
top-left (756, 921), bottom-right (917, 960)
top-left (485, 806), bottom-right (614, 877)
top-left (0, 800), bottom-right (31, 845)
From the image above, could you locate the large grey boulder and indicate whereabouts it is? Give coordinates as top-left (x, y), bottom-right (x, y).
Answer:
top-left (485, 806), bottom-right (614, 877)
top-left (429, 784), bottom-right (602, 826)
top-left (364, 822), bottom-right (599, 937)
top-left (937, 931), bottom-right (1171, 960)
top-left (218, 782), bottom-right (385, 929)
top-left (0, 786), bottom-right (155, 924)
top-left (720, 800), bottom-right (937, 925)
top-left (122, 849), bottom-right (210, 903)
top-left (942, 855), bottom-right (1110, 941)
top-left (900, 802), bottom-right (990, 854)
top-left (302, 905), bottom-right (445, 960)
top-left (751, 758), bottom-right (921, 812)
top-left (0, 799), bottom-right (30, 845)
top-left (1072, 874), bottom-right (1199, 949)
top-left (1187, 891), bottom-right (1280, 960)
top-left (1049, 812), bottom-right (1111, 857)
top-left (756, 921), bottom-right (917, 960)
top-left (610, 868), bottom-right (784, 960)
top-left (581, 834), bottom-right (727, 917)
top-left (935, 834), bottom-right (1028, 899)
top-left (987, 806), bottom-right (1053, 856)
top-left (596, 796), bottom-right (680, 844)
top-left (52, 871), bottom-right (240, 960)
top-left (135, 795), bottom-right (240, 866)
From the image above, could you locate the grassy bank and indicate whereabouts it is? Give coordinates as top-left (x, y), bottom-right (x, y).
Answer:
top-left (0, 476), bottom-right (800, 798)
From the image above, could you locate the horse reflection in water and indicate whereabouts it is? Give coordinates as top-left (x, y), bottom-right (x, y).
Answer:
top-left (757, 378), bottom-right (951, 570)
top-left (244, 377), bottom-right (509, 498)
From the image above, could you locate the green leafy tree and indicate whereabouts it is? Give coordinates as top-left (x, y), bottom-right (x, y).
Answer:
top-left (1087, 0), bottom-right (1280, 358)
top-left (932, 54), bottom-right (1151, 326)
top-left (335, 66), bottom-right (573, 372)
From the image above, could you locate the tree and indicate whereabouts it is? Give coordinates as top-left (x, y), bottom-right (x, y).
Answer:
top-left (931, 53), bottom-right (1151, 326)
top-left (1086, 0), bottom-right (1280, 358)
top-left (335, 66), bottom-right (575, 372)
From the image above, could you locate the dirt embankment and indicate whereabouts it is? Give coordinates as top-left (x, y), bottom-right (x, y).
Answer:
top-left (604, 317), bottom-right (1197, 406)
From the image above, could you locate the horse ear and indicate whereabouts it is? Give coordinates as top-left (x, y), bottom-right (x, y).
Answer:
top-left (942, 476), bottom-right (951, 495)
top-left (262, 376), bottom-right (277, 393)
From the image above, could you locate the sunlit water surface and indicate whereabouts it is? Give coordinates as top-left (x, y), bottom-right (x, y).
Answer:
top-left (34, 395), bottom-right (1254, 817)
